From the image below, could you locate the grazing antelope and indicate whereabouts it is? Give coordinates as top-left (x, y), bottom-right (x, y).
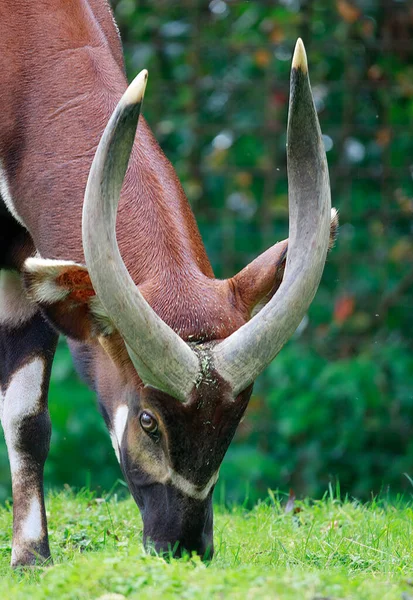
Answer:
top-left (0, 0), bottom-right (337, 566)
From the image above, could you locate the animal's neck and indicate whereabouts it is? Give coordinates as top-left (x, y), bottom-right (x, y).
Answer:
top-left (0, 0), bottom-right (213, 284)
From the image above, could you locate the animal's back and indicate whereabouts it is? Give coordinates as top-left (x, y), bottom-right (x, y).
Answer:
top-left (0, 0), bottom-right (124, 269)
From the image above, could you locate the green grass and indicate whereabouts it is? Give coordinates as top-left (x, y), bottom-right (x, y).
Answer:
top-left (1, 489), bottom-right (413, 599)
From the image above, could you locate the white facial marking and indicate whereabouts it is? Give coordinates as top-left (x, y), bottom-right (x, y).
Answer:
top-left (110, 405), bottom-right (129, 461)
top-left (21, 496), bottom-right (43, 542)
top-left (0, 270), bottom-right (38, 326)
top-left (110, 431), bottom-right (120, 462)
top-left (0, 158), bottom-right (27, 228)
top-left (0, 357), bottom-right (45, 475)
top-left (168, 469), bottom-right (219, 501)
top-left (114, 405), bottom-right (129, 445)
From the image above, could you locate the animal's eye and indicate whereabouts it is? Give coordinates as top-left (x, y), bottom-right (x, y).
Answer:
top-left (140, 411), bottom-right (158, 435)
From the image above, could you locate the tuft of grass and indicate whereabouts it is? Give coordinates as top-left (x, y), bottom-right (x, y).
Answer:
top-left (1, 489), bottom-right (413, 599)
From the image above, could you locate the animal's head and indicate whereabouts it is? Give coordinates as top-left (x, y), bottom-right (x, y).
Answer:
top-left (23, 40), bottom-right (335, 559)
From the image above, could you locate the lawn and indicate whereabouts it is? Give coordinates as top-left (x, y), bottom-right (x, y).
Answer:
top-left (0, 489), bottom-right (412, 599)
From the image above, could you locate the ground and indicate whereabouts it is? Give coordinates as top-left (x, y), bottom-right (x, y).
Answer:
top-left (0, 489), bottom-right (413, 599)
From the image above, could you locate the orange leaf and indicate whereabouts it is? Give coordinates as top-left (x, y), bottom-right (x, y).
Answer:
top-left (334, 295), bottom-right (355, 323)
top-left (376, 127), bottom-right (391, 147)
top-left (337, 0), bottom-right (361, 23)
top-left (254, 49), bottom-right (271, 68)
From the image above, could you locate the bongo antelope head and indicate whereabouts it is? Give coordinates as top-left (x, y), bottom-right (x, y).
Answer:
top-left (23, 39), bottom-right (336, 559)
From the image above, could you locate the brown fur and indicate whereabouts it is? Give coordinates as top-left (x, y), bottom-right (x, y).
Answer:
top-left (0, 0), bottom-right (339, 404)
top-left (0, 2), bottom-right (338, 561)
top-left (0, 0), bottom-right (309, 347)
top-left (1, 1), bottom-right (247, 342)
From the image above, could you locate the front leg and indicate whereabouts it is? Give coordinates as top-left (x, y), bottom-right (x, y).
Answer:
top-left (0, 271), bottom-right (58, 566)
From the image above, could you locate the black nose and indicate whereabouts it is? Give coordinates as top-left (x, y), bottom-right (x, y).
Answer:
top-left (145, 536), bottom-right (214, 561)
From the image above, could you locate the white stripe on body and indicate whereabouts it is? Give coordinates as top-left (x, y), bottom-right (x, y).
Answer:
top-left (0, 158), bottom-right (27, 228)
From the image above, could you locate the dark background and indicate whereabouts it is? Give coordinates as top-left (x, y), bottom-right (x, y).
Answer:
top-left (1, 0), bottom-right (412, 504)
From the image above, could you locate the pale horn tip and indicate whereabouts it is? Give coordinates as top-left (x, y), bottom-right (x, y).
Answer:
top-left (122, 69), bottom-right (148, 107)
top-left (292, 38), bottom-right (308, 74)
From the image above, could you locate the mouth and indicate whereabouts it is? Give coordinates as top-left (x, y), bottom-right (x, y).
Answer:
top-left (144, 536), bottom-right (214, 561)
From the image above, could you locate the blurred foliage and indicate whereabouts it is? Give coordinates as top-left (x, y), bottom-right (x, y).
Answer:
top-left (1, 0), bottom-right (413, 504)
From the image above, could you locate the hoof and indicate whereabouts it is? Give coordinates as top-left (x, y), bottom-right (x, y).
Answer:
top-left (11, 543), bottom-right (52, 568)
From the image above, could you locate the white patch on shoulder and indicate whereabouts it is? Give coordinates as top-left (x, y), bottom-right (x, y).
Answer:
top-left (0, 357), bottom-right (45, 474)
top-left (21, 496), bottom-right (43, 542)
top-left (0, 270), bottom-right (37, 326)
top-left (110, 405), bottom-right (129, 462)
top-left (168, 469), bottom-right (219, 501)
top-left (24, 257), bottom-right (86, 304)
top-left (0, 159), bottom-right (27, 228)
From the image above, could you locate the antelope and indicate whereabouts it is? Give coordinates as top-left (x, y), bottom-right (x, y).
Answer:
top-left (0, 0), bottom-right (337, 566)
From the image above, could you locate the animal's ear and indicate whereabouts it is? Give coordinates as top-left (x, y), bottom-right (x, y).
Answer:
top-left (23, 258), bottom-right (114, 340)
top-left (232, 208), bottom-right (338, 316)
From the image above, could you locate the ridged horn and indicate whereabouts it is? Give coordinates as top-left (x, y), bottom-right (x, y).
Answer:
top-left (82, 70), bottom-right (199, 402)
top-left (212, 39), bottom-right (331, 396)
